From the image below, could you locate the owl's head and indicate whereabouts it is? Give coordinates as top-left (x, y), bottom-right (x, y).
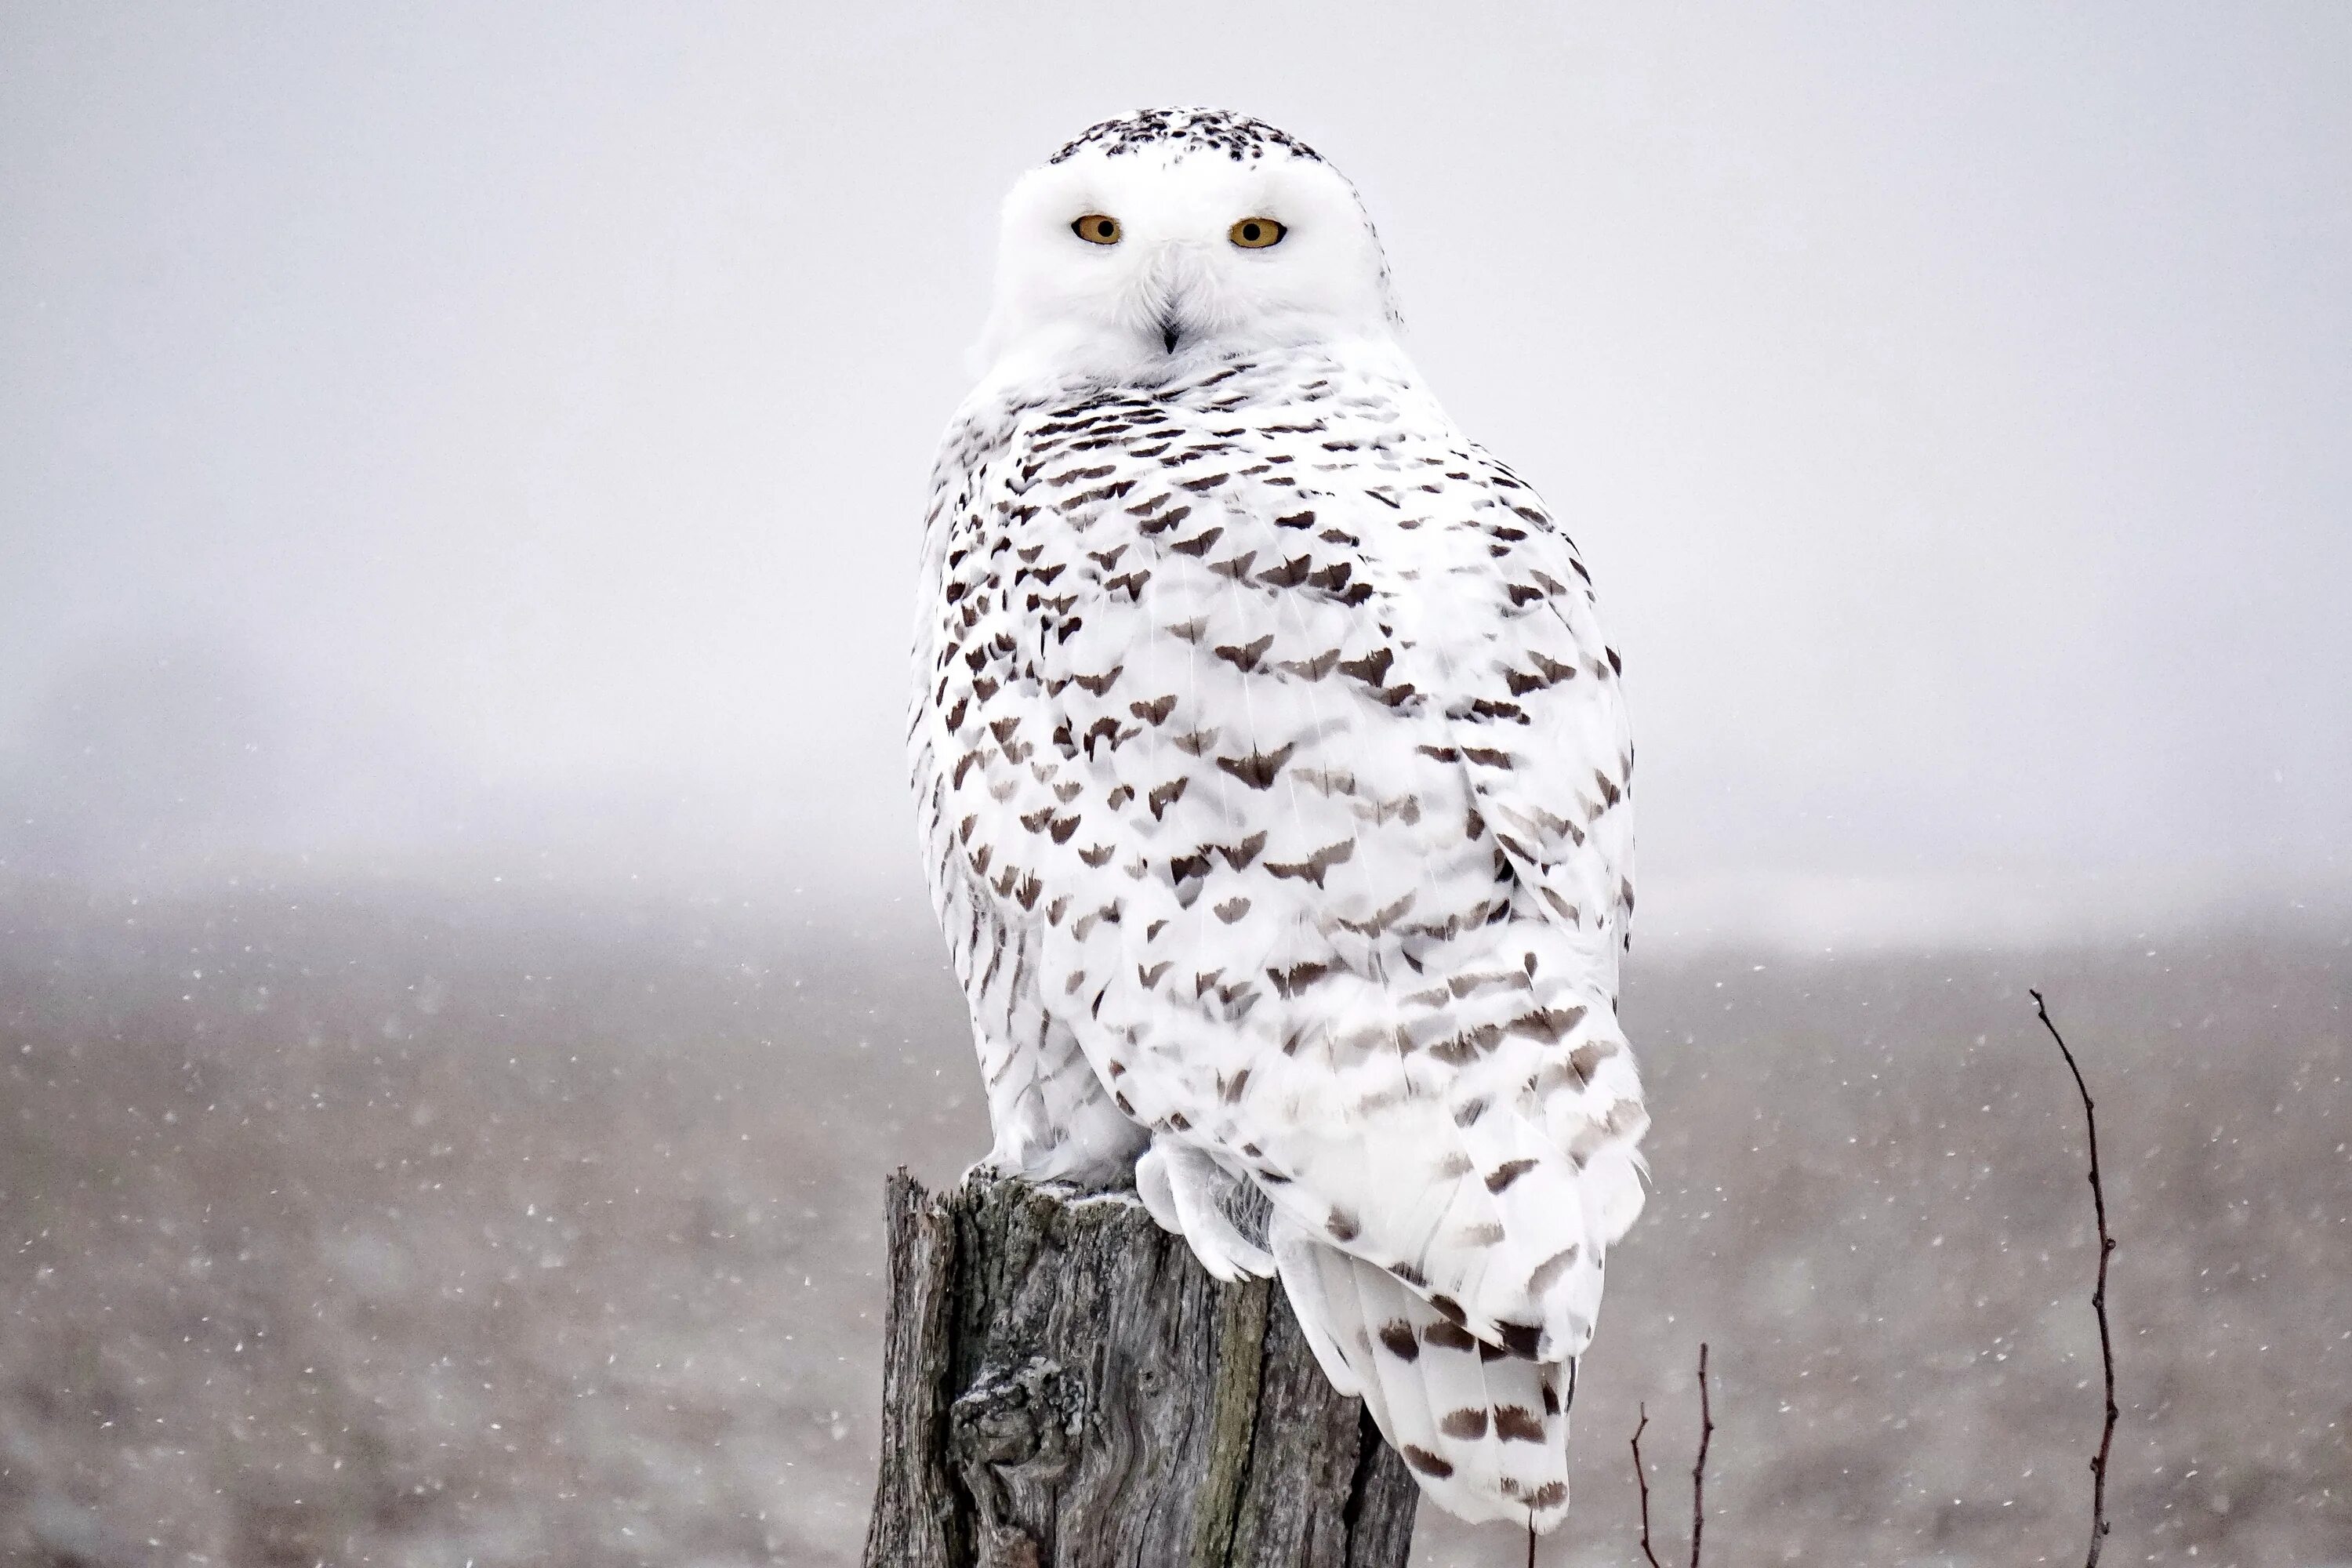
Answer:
top-left (975, 108), bottom-right (1398, 381)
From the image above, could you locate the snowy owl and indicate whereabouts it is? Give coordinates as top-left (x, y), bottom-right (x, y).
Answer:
top-left (909, 107), bottom-right (1646, 1531)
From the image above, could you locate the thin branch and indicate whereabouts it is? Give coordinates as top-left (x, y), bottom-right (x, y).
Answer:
top-left (2031, 989), bottom-right (2118, 1568)
top-left (1689, 1343), bottom-right (1713, 1568)
top-left (1629, 1403), bottom-right (1664, 1568)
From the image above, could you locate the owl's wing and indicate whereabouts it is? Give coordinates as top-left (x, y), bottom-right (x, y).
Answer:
top-left (1429, 446), bottom-right (1637, 969)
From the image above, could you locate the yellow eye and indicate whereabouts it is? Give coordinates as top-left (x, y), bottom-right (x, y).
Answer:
top-left (1229, 217), bottom-right (1286, 249)
top-left (1072, 214), bottom-right (1122, 245)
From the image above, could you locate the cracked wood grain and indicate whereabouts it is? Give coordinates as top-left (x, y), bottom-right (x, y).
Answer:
top-left (863, 1170), bottom-right (1417, 1568)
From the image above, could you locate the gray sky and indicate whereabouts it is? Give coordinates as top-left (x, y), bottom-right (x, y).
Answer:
top-left (3, 2), bottom-right (2347, 946)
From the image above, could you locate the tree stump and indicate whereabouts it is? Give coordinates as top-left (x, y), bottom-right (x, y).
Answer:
top-left (862, 1170), bottom-right (1418, 1568)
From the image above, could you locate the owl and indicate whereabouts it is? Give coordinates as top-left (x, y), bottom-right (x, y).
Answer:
top-left (909, 107), bottom-right (1647, 1532)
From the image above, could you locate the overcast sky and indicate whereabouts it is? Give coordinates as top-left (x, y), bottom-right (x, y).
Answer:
top-left (3, 2), bottom-right (2346, 945)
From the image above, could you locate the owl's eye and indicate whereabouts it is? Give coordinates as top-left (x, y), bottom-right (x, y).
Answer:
top-left (1229, 217), bottom-right (1286, 249)
top-left (1071, 214), bottom-right (1122, 245)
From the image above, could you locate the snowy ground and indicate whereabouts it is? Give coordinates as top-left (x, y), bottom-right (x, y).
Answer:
top-left (1, 881), bottom-right (2343, 1566)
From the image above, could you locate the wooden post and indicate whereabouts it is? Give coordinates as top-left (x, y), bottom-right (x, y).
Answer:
top-left (863, 1170), bottom-right (1419, 1568)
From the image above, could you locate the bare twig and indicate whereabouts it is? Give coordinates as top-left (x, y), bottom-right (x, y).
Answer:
top-left (1628, 1345), bottom-right (1715, 1568)
top-left (1690, 1343), bottom-right (1713, 1568)
top-left (1629, 1403), bottom-right (1664, 1568)
top-left (2031, 989), bottom-right (2117, 1568)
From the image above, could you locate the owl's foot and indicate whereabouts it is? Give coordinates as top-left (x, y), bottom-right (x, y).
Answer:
top-left (1135, 1137), bottom-right (1275, 1283)
top-left (967, 1082), bottom-right (1150, 1189)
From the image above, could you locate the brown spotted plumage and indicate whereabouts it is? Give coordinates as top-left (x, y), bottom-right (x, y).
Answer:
top-left (909, 107), bottom-right (1646, 1533)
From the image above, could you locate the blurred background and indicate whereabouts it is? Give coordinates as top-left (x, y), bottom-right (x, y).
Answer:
top-left (2, 4), bottom-right (2345, 1565)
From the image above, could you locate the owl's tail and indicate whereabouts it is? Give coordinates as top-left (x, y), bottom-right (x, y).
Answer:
top-left (1272, 1218), bottom-right (1574, 1533)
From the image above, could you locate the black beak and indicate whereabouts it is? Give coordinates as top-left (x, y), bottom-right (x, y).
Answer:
top-left (1160, 318), bottom-right (1181, 354)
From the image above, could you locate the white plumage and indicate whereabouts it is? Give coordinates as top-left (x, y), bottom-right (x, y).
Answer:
top-left (909, 107), bottom-right (1647, 1532)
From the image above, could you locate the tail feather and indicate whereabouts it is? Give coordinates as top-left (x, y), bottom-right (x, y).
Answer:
top-left (1274, 1218), bottom-right (1573, 1531)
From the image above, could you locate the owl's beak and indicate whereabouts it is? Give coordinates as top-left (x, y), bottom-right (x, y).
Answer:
top-left (1144, 240), bottom-right (1205, 355)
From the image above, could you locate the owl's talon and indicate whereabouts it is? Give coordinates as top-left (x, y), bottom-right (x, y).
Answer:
top-left (1147, 1138), bottom-right (1274, 1283)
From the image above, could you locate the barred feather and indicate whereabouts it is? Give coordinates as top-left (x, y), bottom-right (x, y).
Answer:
top-left (911, 107), bottom-right (1650, 1530)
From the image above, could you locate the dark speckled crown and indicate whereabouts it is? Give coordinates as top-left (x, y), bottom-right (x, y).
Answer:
top-left (1049, 107), bottom-right (1326, 166)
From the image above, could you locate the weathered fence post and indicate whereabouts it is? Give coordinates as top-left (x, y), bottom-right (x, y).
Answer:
top-left (863, 1170), bottom-right (1418, 1567)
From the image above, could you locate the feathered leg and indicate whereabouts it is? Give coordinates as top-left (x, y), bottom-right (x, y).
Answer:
top-left (1135, 1135), bottom-right (1275, 1281)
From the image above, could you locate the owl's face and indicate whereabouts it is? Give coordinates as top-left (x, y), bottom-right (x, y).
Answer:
top-left (975, 110), bottom-right (1396, 381)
